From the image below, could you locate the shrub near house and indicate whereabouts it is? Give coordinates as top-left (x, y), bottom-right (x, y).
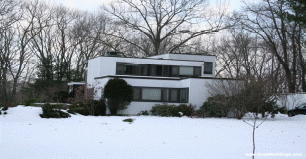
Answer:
top-left (103, 78), bottom-right (133, 115)
top-left (68, 84), bottom-right (106, 116)
top-left (40, 103), bottom-right (71, 118)
top-left (150, 104), bottom-right (194, 117)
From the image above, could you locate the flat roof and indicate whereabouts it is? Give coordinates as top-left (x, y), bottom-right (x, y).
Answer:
top-left (89, 55), bottom-right (214, 63)
top-left (94, 75), bottom-right (239, 81)
top-left (149, 53), bottom-right (215, 57)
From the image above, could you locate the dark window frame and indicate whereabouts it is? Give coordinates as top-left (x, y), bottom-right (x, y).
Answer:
top-left (194, 66), bottom-right (202, 76)
top-left (204, 62), bottom-right (213, 74)
top-left (116, 62), bottom-right (202, 77)
top-left (132, 86), bottom-right (189, 103)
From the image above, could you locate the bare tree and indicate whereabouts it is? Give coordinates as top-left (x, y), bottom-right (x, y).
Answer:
top-left (101, 0), bottom-right (229, 56)
top-left (0, 0), bottom-right (21, 32)
top-left (0, 28), bottom-right (15, 103)
top-left (27, 0), bottom-right (57, 85)
top-left (242, 113), bottom-right (268, 159)
top-left (71, 11), bottom-right (109, 81)
top-left (8, 1), bottom-right (38, 102)
top-left (0, 0), bottom-right (22, 103)
top-left (52, 5), bottom-right (78, 82)
top-left (237, 0), bottom-right (305, 93)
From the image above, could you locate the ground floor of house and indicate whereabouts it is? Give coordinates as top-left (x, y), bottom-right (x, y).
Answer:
top-left (88, 75), bottom-right (239, 115)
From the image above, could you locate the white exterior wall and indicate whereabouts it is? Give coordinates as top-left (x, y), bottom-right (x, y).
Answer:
top-left (86, 54), bottom-right (224, 115)
top-left (92, 76), bottom-right (216, 115)
top-left (86, 58), bottom-right (101, 85)
top-left (147, 54), bottom-right (216, 77)
top-left (187, 78), bottom-right (214, 109)
top-left (87, 56), bottom-right (215, 78)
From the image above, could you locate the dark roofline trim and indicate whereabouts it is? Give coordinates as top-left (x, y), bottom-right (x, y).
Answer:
top-left (95, 75), bottom-right (183, 81)
top-left (94, 75), bottom-right (240, 81)
top-left (149, 53), bottom-right (215, 57)
top-left (88, 55), bottom-right (215, 63)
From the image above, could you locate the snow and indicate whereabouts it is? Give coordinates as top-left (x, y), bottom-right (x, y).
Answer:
top-left (1, 106), bottom-right (305, 159)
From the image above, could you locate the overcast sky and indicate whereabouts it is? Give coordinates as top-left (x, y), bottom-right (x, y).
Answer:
top-left (51, 0), bottom-right (110, 11)
top-left (51, 0), bottom-right (243, 12)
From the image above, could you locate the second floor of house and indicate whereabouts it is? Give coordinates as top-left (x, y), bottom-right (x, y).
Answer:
top-left (86, 53), bottom-right (216, 83)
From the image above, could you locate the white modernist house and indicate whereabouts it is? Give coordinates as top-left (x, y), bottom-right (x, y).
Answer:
top-left (86, 53), bottom-right (229, 115)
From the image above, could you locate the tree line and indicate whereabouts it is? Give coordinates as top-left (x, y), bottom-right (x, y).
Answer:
top-left (0, 0), bottom-right (305, 105)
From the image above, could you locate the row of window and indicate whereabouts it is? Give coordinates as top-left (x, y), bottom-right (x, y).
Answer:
top-left (133, 87), bottom-right (189, 103)
top-left (116, 62), bottom-right (213, 77)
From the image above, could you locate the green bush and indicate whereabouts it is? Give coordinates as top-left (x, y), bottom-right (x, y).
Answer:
top-left (277, 106), bottom-right (287, 114)
top-left (2, 107), bottom-right (8, 111)
top-left (0, 105), bottom-right (9, 115)
top-left (249, 100), bottom-right (286, 118)
top-left (68, 107), bottom-right (89, 116)
top-left (23, 98), bottom-right (37, 106)
top-left (68, 99), bottom-right (106, 116)
top-left (178, 104), bottom-right (194, 117)
top-left (151, 104), bottom-right (192, 117)
top-left (40, 103), bottom-right (70, 118)
top-left (200, 95), bottom-right (231, 118)
top-left (137, 110), bottom-right (150, 116)
top-left (92, 99), bottom-right (106, 116)
top-left (123, 118), bottom-right (134, 123)
top-left (104, 78), bottom-right (133, 115)
top-left (54, 91), bottom-right (69, 103)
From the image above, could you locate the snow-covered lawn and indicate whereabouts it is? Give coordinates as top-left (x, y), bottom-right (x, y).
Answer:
top-left (1, 106), bottom-right (305, 159)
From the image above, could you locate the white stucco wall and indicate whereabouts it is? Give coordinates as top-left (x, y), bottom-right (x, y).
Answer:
top-left (91, 76), bottom-right (220, 115)
top-left (86, 54), bottom-right (229, 115)
top-left (87, 56), bottom-right (215, 79)
top-left (147, 54), bottom-right (216, 77)
top-left (86, 58), bottom-right (101, 85)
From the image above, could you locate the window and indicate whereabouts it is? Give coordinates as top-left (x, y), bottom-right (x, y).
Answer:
top-left (156, 65), bottom-right (163, 76)
top-left (126, 64), bottom-right (139, 75)
top-left (204, 62), bottom-right (213, 74)
top-left (194, 67), bottom-right (201, 76)
top-left (179, 66), bottom-right (194, 76)
top-left (180, 89), bottom-right (188, 102)
top-left (132, 87), bottom-right (188, 103)
top-left (142, 88), bottom-right (162, 100)
top-left (163, 65), bottom-right (170, 76)
top-left (170, 89), bottom-right (178, 102)
top-left (117, 62), bottom-right (202, 77)
top-left (116, 63), bottom-right (143, 75)
top-left (150, 65), bottom-right (156, 76)
top-left (162, 89), bottom-right (169, 101)
top-left (116, 63), bottom-right (126, 75)
top-left (171, 66), bottom-right (179, 76)
top-left (140, 65), bottom-right (148, 76)
top-left (133, 88), bottom-right (141, 100)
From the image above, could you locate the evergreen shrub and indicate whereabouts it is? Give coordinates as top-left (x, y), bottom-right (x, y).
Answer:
top-left (40, 103), bottom-right (71, 118)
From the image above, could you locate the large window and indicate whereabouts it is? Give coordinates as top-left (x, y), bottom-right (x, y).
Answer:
top-left (140, 65), bottom-right (148, 76)
top-left (142, 88), bottom-right (162, 100)
top-left (171, 66), bottom-right (179, 76)
top-left (132, 87), bottom-right (188, 103)
top-left (180, 89), bottom-right (188, 102)
top-left (116, 62), bottom-right (202, 77)
top-left (170, 89), bottom-right (178, 102)
top-left (179, 66), bottom-right (194, 76)
top-left (194, 67), bottom-right (201, 76)
top-left (204, 62), bottom-right (213, 74)
top-left (116, 63), bottom-right (126, 75)
top-left (126, 64), bottom-right (139, 75)
top-left (133, 87), bottom-right (141, 100)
